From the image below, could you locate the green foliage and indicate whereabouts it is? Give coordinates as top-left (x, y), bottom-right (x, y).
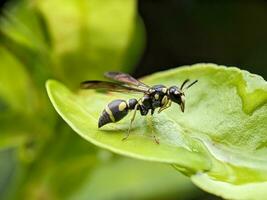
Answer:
top-left (46, 63), bottom-right (267, 200)
top-left (0, 0), bottom-right (144, 86)
top-left (71, 158), bottom-right (203, 200)
top-left (35, 0), bottom-right (143, 85)
top-left (0, 0), bottom-right (142, 151)
top-left (0, 0), bottom-right (203, 200)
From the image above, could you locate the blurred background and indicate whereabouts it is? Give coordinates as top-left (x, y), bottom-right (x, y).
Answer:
top-left (137, 0), bottom-right (267, 78)
top-left (0, 0), bottom-right (266, 199)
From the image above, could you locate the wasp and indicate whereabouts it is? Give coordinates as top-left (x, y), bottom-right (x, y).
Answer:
top-left (81, 72), bottom-right (198, 142)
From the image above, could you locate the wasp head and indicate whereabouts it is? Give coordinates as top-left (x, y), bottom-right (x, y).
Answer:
top-left (168, 79), bottom-right (198, 112)
top-left (168, 86), bottom-right (185, 112)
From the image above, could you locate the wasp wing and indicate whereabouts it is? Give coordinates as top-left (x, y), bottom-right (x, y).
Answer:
top-left (104, 72), bottom-right (150, 90)
top-left (80, 80), bottom-right (148, 93)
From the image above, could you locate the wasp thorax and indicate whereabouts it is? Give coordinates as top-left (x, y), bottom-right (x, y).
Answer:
top-left (127, 98), bottom-right (138, 109)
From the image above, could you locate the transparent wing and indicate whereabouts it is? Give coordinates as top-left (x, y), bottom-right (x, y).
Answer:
top-left (104, 72), bottom-right (150, 90)
top-left (80, 80), bottom-right (148, 93)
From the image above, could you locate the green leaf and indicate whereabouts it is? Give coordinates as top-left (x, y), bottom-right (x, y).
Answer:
top-left (0, 1), bottom-right (53, 88)
top-left (12, 123), bottom-right (202, 200)
top-left (0, 1), bottom-right (49, 51)
top-left (0, 45), bottom-right (39, 149)
top-left (0, 46), bottom-right (38, 114)
top-left (0, 149), bottom-right (19, 200)
top-left (36, 0), bottom-right (141, 86)
top-left (46, 63), bottom-right (267, 199)
top-left (12, 125), bottom-right (99, 200)
top-left (1, 0), bottom-right (143, 89)
top-left (191, 173), bottom-right (267, 200)
top-left (71, 158), bottom-right (204, 200)
top-left (0, 0), bottom-right (142, 149)
top-left (0, 44), bottom-right (55, 155)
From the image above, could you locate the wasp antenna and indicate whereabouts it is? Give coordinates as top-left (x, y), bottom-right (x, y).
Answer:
top-left (180, 79), bottom-right (190, 90)
top-left (185, 80), bottom-right (198, 90)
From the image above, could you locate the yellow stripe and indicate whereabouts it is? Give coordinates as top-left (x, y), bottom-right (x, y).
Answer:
top-left (162, 88), bottom-right (167, 93)
top-left (161, 96), bottom-right (168, 105)
top-left (105, 106), bottom-right (115, 122)
top-left (119, 102), bottom-right (127, 111)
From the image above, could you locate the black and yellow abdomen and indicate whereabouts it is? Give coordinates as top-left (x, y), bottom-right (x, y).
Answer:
top-left (98, 99), bottom-right (137, 128)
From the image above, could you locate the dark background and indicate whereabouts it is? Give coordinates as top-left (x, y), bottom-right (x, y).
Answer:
top-left (136, 0), bottom-right (267, 79)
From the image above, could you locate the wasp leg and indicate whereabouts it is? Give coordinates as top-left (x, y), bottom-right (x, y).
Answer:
top-left (122, 103), bottom-right (139, 141)
top-left (158, 100), bottom-right (172, 113)
top-left (146, 115), bottom-right (160, 144)
top-left (153, 135), bottom-right (160, 144)
top-left (158, 96), bottom-right (169, 113)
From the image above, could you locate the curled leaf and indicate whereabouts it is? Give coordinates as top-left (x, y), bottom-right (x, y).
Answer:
top-left (46, 64), bottom-right (267, 199)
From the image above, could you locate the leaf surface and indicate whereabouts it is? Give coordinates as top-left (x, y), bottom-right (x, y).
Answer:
top-left (37, 0), bottom-right (140, 85)
top-left (46, 63), bottom-right (267, 199)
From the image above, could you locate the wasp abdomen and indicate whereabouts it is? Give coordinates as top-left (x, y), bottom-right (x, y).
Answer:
top-left (98, 99), bottom-right (138, 128)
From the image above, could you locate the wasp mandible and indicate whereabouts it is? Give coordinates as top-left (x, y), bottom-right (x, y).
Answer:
top-left (81, 72), bottom-right (198, 141)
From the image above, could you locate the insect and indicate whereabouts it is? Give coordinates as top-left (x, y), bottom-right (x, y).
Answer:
top-left (80, 72), bottom-right (198, 142)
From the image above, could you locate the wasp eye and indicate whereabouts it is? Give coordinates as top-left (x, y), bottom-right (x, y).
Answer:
top-left (168, 86), bottom-right (182, 104)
